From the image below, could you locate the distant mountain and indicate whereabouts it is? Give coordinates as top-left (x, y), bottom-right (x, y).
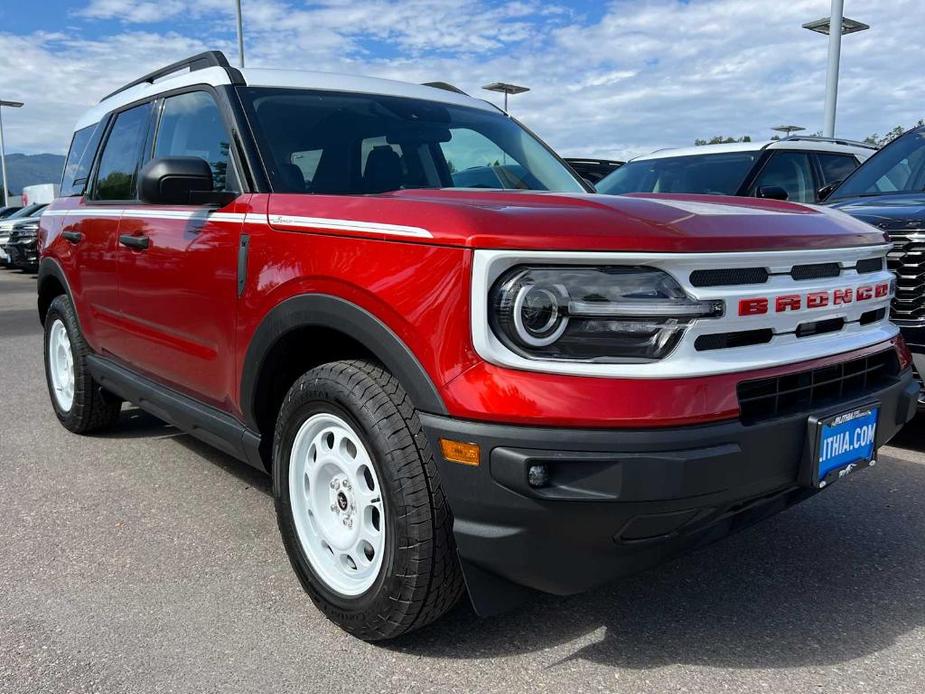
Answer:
top-left (2, 153), bottom-right (65, 195)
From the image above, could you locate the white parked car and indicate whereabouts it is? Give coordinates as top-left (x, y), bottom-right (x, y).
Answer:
top-left (596, 137), bottom-right (876, 203)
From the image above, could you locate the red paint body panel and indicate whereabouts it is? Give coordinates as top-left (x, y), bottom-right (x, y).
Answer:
top-left (261, 189), bottom-right (887, 252)
top-left (41, 187), bottom-right (898, 434)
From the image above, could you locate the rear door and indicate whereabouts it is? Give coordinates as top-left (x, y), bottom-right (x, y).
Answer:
top-left (113, 89), bottom-right (244, 408)
top-left (68, 103), bottom-right (153, 355)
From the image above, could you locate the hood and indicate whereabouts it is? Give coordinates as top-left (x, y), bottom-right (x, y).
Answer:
top-left (267, 190), bottom-right (887, 252)
top-left (829, 192), bottom-right (925, 231)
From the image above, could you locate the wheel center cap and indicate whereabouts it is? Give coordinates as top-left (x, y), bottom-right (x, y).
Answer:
top-left (336, 491), bottom-right (349, 511)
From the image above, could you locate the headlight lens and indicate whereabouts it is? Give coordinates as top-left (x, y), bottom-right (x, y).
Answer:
top-left (489, 265), bottom-right (723, 362)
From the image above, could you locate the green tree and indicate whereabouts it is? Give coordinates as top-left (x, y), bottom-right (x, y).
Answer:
top-left (863, 120), bottom-right (925, 147)
top-left (694, 135), bottom-right (752, 145)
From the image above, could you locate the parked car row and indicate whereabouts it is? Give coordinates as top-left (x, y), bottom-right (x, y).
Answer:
top-left (0, 202), bottom-right (47, 271)
top-left (30, 50), bottom-right (918, 641)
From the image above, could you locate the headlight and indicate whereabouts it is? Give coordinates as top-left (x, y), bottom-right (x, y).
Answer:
top-left (14, 222), bottom-right (38, 235)
top-left (488, 265), bottom-right (723, 362)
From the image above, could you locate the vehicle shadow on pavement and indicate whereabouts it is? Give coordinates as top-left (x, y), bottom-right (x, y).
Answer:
top-left (100, 407), bottom-right (273, 494)
top-left (392, 448), bottom-right (925, 671)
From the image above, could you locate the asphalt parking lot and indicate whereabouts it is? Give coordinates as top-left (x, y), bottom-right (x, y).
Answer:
top-left (1, 269), bottom-right (924, 694)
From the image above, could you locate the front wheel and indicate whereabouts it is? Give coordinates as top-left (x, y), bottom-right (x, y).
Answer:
top-left (273, 360), bottom-right (463, 641)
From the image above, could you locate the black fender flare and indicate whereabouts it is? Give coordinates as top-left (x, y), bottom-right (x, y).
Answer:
top-left (240, 294), bottom-right (448, 431)
top-left (36, 257), bottom-right (76, 326)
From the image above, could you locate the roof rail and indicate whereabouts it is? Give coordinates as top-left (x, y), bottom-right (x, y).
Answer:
top-left (100, 51), bottom-right (241, 103)
top-left (767, 135), bottom-right (878, 150)
top-left (421, 81), bottom-right (469, 96)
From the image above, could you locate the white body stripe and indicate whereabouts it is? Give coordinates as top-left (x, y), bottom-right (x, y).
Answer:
top-left (268, 214), bottom-right (433, 239)
top-left (41, 208), bottom-right (432, 239)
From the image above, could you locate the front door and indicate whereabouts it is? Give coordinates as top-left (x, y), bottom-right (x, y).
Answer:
top-left (114, 90), bottom-right (244, 409)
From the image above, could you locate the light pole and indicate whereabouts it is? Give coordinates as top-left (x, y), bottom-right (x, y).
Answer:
top-left (234, 0), bottom-right (245, 68)
top-left (481, 82), bottom-right (530, 113)
top-left (803, 1), bottom-right (869, 138)
top-left (0, 99), bottom-right (24, 208)
top-left (772, 125), bottom-right (806, 138)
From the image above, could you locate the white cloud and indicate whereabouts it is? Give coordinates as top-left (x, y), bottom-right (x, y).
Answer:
top-left (1, 0), bottom-right (923, 161)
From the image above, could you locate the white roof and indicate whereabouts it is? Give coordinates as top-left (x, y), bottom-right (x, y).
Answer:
top-left (75, 64), bottom-right (495, 130)
top-left (632, 139), bottom-right (875, 162)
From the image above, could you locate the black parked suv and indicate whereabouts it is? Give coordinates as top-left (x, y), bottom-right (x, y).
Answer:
top-left (826, 125), bottom-right (925, 398)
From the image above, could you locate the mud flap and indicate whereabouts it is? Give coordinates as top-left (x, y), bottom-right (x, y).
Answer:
top-left (458, 558), bottom-right (539, 617)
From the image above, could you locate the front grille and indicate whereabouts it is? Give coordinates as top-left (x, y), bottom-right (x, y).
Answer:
top-left (856, 257), bottom-right (884, 274)
top-left (737, 349), bottom-right (900, 423)
top-left (790, 262), bottom-right (841, 281)
top-left (690, 267), bottom-right (768, 287)
top-left (886, 229), bottom-right (925, 320)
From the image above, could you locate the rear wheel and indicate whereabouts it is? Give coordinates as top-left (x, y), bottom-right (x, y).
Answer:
top-left (43, 295), bottom-right (121, 433)
top-left (273, 360), bottom-right (463, 641)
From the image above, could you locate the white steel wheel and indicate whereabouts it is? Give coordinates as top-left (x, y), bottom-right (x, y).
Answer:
top-left (48, 319), bottom-right (75, 412)
top-left (288, 412), bottom-right (386, 596)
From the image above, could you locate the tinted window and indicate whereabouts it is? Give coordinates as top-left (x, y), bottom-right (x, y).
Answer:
top-left (241, 88), bottom-right (583, 195)
top-left (750, 151), bottom-right (814, 203)
top-left (817, 153), bottom-right (859, 187)
top-left (831, 130), bottom-right (925, 200)
top-left (597, 152), bottom-right (757, 196)
top-left (61, 123), bottom-right (105, 197)
top-left (94, 103), bottom-right (152, 200)
top-left (154, 91), bottom-right (238, 192)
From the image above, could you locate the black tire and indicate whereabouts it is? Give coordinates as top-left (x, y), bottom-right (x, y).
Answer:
top-left (43, 294), bottom-right (121, 433)
top-left (273, 360), bottom-right (463, 641)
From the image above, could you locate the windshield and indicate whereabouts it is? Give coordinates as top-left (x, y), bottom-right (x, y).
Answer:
top-left (830, 129), bottom-right (925, 200)
top-left (240, 87), bottom-right (584, 195)
top-left (596, 151), bottom-right (758, 196)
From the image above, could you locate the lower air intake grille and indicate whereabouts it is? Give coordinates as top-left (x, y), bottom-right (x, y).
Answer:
top-left (737, 349), bottom-right (900, 423)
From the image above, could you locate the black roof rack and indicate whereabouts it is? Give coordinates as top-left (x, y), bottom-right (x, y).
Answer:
top-left (421, 81), bottom-right (469, 96)
top-left (765, 135), bottom-right (878, 150)
top-left (564, 158), bottom-right (625, 166)
top-left (100, 50), bottom-right (241, 102)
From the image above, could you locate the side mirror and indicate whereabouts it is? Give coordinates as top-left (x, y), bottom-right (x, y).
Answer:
top-left (582, 177), bottom-right (596, 191)
top-left (816, 180), bottom-right (842, 202)
top-left (756, 185), bottom-right (789, 201)
top-left (140, 156), bottom-right (215, 205)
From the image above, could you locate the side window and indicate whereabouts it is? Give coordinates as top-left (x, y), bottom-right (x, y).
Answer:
top-left (61, 122), bottom-right (104, 197)
top-left (154, 91), bottom-right (238, 192)
top-left (817, 153), bottom-right (859, 186)
top-left (93, 103), bottom-right (152, 201)
top-left (751, 151), bottom-right (815, 203)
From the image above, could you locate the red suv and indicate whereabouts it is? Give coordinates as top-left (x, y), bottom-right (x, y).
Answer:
top-left (38, 52), bottom-right (918, 641)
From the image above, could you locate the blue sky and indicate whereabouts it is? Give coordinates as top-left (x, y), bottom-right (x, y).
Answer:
top-left (0, 1), bottom-right (922, 158)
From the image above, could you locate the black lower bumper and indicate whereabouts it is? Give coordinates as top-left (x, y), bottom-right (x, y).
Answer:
top-left (897, 323), bottom-right (925, 405)
top-left (421, 369), bottom-right (918, 614)
top-left (3, 240), bottom-right (38, 269)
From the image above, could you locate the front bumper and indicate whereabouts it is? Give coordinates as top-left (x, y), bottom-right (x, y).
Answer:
top-left (896, 323), bottom-right (925, 405)
top-left (422, 368), bottom-right (918, 613)
top-left (3, 239), bottom-right (38, 269)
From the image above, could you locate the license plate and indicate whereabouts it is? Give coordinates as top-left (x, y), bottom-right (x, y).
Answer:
top-left (814, 404), bottom-right (879, 488)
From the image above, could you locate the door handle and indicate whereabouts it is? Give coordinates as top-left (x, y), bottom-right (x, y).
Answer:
top-left (119, 234), bottom-right (150, 250)
top-left (62, 231), bottom-right (83, 244)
